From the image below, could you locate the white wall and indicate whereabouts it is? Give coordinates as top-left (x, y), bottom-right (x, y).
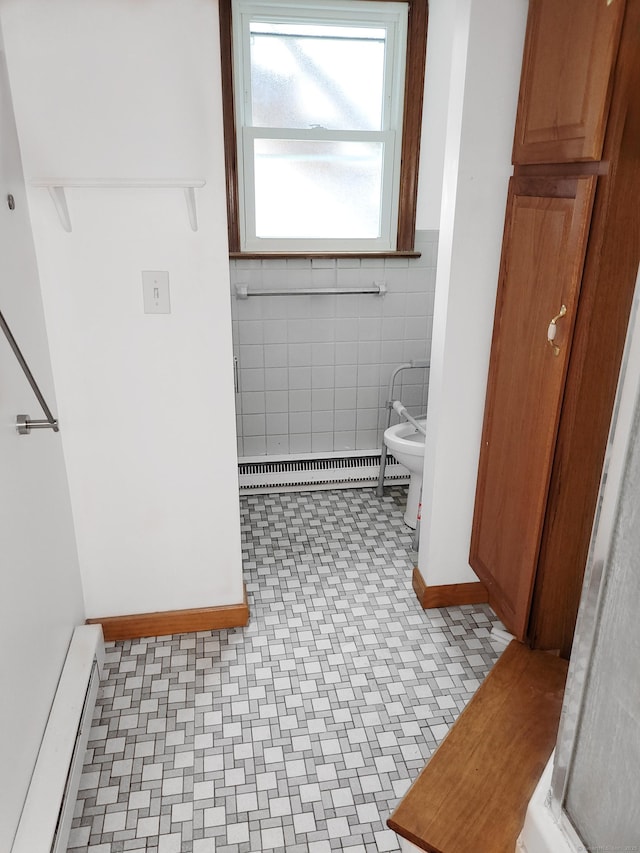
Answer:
top-left (416, 0), bottom-right (458, 231)
top-left (418, 0), bottom-right (528, 585)
top-left (0, 33), bottom-right (85, 851)
top-left (1, 0), bottom-right (244, 617)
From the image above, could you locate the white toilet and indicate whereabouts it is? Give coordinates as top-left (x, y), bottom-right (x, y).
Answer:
top-left (383, 419), bottom-right (426, 528)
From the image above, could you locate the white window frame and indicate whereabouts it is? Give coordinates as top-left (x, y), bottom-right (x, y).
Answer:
top-left (231, 0), bottom-right (408, 253)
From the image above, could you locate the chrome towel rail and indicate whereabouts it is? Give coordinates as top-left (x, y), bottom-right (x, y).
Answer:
top-left (235, 282), bottom-right (386, 298)
top-left (0, 308), bottom-right (59, 434)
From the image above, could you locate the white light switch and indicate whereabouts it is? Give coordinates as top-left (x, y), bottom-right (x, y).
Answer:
top-left (142, 271), bottom-right (171, 314)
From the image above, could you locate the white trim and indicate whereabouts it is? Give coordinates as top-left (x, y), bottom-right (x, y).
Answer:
top-left (11, 624), bottom-right (104, 853)
top-left (517, 756), bottom-right (578, 853)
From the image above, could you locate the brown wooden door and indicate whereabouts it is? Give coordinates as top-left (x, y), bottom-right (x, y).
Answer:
top-left (470, 175), bottom-right (596, 639)
top-left (512, 0), bottom-right (624, 165)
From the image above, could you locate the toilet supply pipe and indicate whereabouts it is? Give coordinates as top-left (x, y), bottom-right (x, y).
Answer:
top-left (376, 360), bottom-right (430, 497)
top-left (392, 400), bottom-right (427, 436)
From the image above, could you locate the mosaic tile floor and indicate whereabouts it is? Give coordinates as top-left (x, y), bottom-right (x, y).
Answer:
top-left (68, 487), bottom-right (501, 852)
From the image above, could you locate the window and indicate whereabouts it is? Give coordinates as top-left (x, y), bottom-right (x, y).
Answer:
top-left (219, 0), bottom-right (428, 255)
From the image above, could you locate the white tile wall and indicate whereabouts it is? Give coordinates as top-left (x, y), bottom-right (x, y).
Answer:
top-left (231, 230), bottom-right (437, 457)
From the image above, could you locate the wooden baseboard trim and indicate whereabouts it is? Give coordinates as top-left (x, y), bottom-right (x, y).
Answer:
top-left (87, 586), bottom-right (250, 641)
top-left (412, 567), bottom-right (489, 609)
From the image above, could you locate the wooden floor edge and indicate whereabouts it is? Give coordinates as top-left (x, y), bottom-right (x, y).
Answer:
top-left (87, 586), bottom-right (250, 641)
top-left (412, 568), bottom-right (489, 609)
top-left (386, 640), bottom-right (568, 852)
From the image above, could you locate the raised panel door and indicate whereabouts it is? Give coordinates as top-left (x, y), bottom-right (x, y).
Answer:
top-left (512, 0), bottom-right (624, 164)
top-left (470, 175), bottom-right (596, 639)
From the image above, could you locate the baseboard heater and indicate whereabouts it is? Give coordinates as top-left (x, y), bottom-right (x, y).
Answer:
top-left (11, 624), bottom-right (105, 853)
top-left (238, 450), bottom-right (409, 493)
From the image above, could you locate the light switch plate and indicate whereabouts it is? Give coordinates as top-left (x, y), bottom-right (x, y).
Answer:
top-left (142, 271), bottom-right (170, 314)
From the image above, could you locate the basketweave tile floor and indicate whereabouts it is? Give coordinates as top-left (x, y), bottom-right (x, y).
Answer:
top-left (68, 486), bottom-right (502, 853)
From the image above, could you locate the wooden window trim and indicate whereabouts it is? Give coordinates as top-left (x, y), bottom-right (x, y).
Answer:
top-left (218, 0), bottom-right (428, 256)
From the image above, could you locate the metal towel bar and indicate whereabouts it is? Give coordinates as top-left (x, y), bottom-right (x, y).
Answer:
top-left (0, 307), bottom-right (59, 434)
top-left (235, 282), bottom-right (386, 298)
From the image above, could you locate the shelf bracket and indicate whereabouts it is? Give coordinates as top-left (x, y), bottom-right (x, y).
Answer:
top-left (33, 179), bottom-right (205, 233)
top-left (184, 186), bottom-right (198, 232)
top-left (47, 186), bottom-right (72, 232)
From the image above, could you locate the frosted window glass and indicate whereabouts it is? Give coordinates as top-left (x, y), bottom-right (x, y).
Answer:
top-left (250, 23), bottom-right (385, 131)
top-left (253, 139), bottom-right (383, 238)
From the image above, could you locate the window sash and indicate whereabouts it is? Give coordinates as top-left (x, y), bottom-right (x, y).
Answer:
top-left (241, 128), bottom-right (397, 252)
top-left (218, 0), bottom-right (429, 255)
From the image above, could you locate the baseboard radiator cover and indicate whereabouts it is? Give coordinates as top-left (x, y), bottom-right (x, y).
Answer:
top-left (238, 450), bottom-right (409, 493)
top-left (11, 624), bottom-right (105, 853)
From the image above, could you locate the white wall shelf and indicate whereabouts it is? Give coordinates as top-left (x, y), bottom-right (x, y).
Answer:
top-left (30, 179), bottom-right (206, 232)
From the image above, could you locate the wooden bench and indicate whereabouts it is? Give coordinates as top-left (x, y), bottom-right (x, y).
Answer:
top-left (387, 640), bottom-right (568, 853)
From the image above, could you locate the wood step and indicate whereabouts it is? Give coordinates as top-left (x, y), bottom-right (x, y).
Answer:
top-left (387, 640), bottom-right (568, 853)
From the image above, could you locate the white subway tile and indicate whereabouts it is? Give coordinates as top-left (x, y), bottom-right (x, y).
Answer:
top-left (311, 433), bottom-right (334, 452)
top-left (289, 390), bottom-right (311, 413)
top-left (334, 410), bottom-right (356, 431)
top-left (264, 344), bottom-right (288, 368)
top-left (358, 364), bottom-right (380, 388)
top-left (357, 293), bottom-right (384, 318)
top-left (311, 318), bottom-right (335, 343)
top-left (358, 318), bottom-right (382, 341)
top-left (335, 268), bottom-right (360, 287)
top-left (356, 409), bottom-right (380, 431)
top-left (357, 341), bottom-right (381, 364)
top-left (312, 366), bottom-right (335, 388)
top-left (266, 435), bottom-right (289, 454)
top-left (405, 316), bottom-right (429, 339)
top-left (355, 429), bottom-right (379, 450)
top-left (384, 256), bottom-right (409, 269)
top-left (312, 411), bottom-right (334, 432)
top-left (335, 366), bottom-right (358, 388)
top-left (402, 340), bottom-right (428, 362)
top-left (286, 258), bottom-right (312, 270)
top-left (288, 343), bottom-right (312, 367)
top-left (289, 367), bottom-right (312, 390)
top-left (287, 319), bottom-right (312, 343)
top-left (242, 414), bottom-right (266, 437)
top-left (337, 295), bottom-right (360, 318)
top-left (236, 295), bottom-right (263, 321)
top-left (243, 435), bottom-right (267, 455)
top-left (286, 295), bottom-right (312, 319)
top-left (289, 433), bottom-right (312, 453)
top-left (335, 388), bottom-right (357, 409)
top-left (264, 368), bottom-right (288, 391)
top-left (263, 320), bottom-right (288, 344)
top-left (381, 293), bottom-right (407, 318)
top-left (311, 294), bottom-right (338, 319)
top-left (289, 412), bottom-right (311, 433)
top-left (239, 344), bottom-right (265, 369)
top-left (333, 431), bottom-right (356, 451)
top-left (266, 413), bottom-right (288, 434)
top-left (312, 389), bottom-right (334, 411)
top-left (265, 390), bottom-right (288, 413)
top-left (335, 317), bottom-right (357, 340)
top-left (335, 342), bottom-right (358, 365)
top-left (240, 369), bottom-right (265, 393)
top-left (241, 392), bottom-right (266, 415)
top-left (381, 341), bottom-right (404, 365)
top-left (311, 342), bottom-right (335, 366)
top-left (405, 292), bottom-right (429, 317)
top-left (238, 320), bottom-right (264, 345)
top-left (356, 387), bottom-right (380, 409)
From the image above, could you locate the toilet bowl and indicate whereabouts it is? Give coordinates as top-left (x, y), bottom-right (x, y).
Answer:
top-left (383, 419), bottom-right (426, 528)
